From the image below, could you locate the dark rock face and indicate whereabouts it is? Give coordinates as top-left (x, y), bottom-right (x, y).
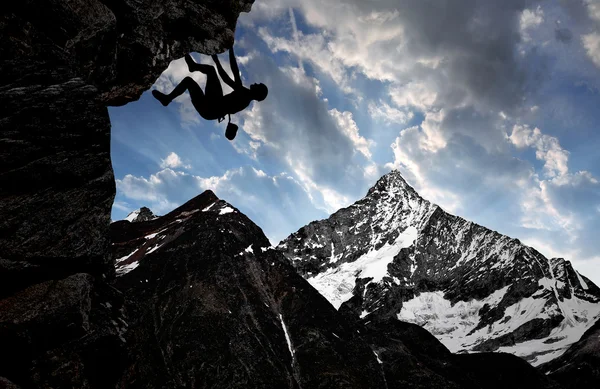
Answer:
top-left (279, 170), bottom-right (600, 366)
top-left (539, 318), bottom-right (600, 389)
top-left (111, 191), bottom-right (386, 388)
top-left (0, 0), bottom-right (252, 387)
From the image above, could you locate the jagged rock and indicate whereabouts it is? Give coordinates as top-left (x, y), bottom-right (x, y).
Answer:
top-left (0, 0), bottom-right (252, 387)
top-left (539, 318), bottom-right (600, 388)
top-left (279, 170), bottom-right (600, 366)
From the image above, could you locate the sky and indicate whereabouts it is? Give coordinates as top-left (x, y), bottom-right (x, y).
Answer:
top-left (109, 0), bottom-right (600, 285)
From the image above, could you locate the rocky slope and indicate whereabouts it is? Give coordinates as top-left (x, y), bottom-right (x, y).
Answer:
top-left (278, 170), bottom-right (600, 366)
top-left (110, 191), bottom-right (560, 389)
top-left (539, 318), bottom-right (600, 388)
top-left (0, 0), bottom-right (252, 387)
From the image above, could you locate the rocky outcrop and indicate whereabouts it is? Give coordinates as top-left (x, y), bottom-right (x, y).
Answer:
top-left (539, 318), bottom-right (600, 388)
top-left (0, 0), bottom-right (252, 387)
top-left (111, 191), bottom-right (560, 389)
top-left (279, 170), bottom-right (600, 366)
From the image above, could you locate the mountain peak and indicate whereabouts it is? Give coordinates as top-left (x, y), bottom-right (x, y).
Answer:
top-left (367, 169), bottom-right (416, 197)
top-left (125, 207), bottom-right (157, 223)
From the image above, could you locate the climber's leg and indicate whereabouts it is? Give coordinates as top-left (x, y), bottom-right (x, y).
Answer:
top-left (151, 77), bottom-right (204, 107)
top-left (185, 54), bottom-right (214, 73)
top-left (184, 54), bottom-right (223, 100)
top-left (202, 66), bottom-right (224, 101)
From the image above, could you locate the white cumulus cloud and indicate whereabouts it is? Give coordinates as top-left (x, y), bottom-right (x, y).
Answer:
top-left (160, 152), bottom-right (191, 170)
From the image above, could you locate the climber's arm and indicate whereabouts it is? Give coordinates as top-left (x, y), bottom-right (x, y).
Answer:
top-left (229, 47), bottom-right (243, 87)
top-left (212, 54), bottom-right (236, 89)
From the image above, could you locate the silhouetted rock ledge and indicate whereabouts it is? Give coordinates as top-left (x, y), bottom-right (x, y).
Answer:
top-left (0, 1), bottom-right (252, 387)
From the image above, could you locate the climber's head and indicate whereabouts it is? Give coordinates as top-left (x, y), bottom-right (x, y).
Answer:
top-left (250, 83), bottom-right (268, 101)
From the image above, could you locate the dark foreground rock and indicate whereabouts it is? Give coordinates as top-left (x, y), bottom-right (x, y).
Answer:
top-left (0, 0), bottom-right (252, 387)
top-left (0, 273), bottom-right (127, 388)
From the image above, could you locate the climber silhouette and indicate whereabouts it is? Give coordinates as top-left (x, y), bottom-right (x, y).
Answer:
top-left (152, 47), bottom-right (268, 140)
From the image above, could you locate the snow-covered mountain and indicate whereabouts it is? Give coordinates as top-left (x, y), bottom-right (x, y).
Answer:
top-left (124, 206), bottom-right (157, 223)
top-left (278, 170), bottom-right (600, 366)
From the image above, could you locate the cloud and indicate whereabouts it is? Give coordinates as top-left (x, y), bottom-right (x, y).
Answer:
top-left (386, 122), bottom-right (534, 215)
top-left (586, 0), bottom-right (600, 23)
top-left (250, 0), bottom-right (547, 117)
top-left (328, 108), bottom-right (375, 159)
top-left (234, 0), bottom-right (572, 222)
top-left (368, 101), bottom-right (414, 125)
top-left (520, 6), bottom-right (545, 41)
top-left (582, 32), bottom-right (600, 67)
top-left (160, 152), bottom-right (191, 170)
top-left (509, 125), bottom-right (569, 178)
top-left (389, 82), bottom-right (439, 112)
top-left (257, 27), bottom-right (358, 95)
top-left (116, 168), bottom-right (193, 214)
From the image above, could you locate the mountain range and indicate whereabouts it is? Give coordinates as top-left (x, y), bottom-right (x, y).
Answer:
top-left (111, 188), bottom-right (562, 388)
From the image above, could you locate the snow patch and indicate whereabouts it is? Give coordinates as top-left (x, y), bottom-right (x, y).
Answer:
top-left (116, 261), bottom-right (139, 276)
top-left (373, 350), bottom-right (383, 364)
top-left (202, 202), bottom-right (216, 212)
top-left (146, 243), bottom-right (164, 254)
top-left (398, 285), bottom-right (600, 366)
top-left (116, 249), bottom-right (137, 264)
top-left (575, 271), bottom-right (589, 290)
top-left (398, 286), bottom-right (511, 351)
top-left (125, 210), bottom-right (139, 222)
top-left (219, 206), bottom-right (235, 215)
top-left (279, 314), bottom-right (294, 359)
